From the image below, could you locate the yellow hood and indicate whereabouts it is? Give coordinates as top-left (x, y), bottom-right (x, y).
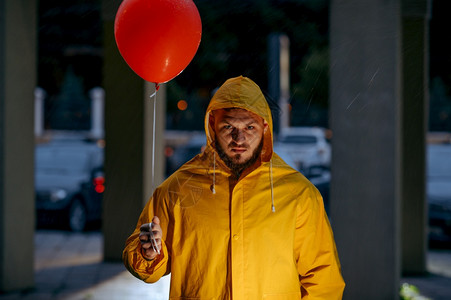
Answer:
top-left (204, 76), bottom-right (273, 163)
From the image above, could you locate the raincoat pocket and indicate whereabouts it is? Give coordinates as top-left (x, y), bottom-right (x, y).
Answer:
top-left (262, 292), bottom-right (302, 300)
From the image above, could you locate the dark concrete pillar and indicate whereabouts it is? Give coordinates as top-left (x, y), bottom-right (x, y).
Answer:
top-left (400, 0), bottom-right (430, 275)
top-left (330, 0), bottom-right (402, 299)
top-left (0, 0), bottom-right (37, 292)
top-left (101, 0), bottom-right (166, 261)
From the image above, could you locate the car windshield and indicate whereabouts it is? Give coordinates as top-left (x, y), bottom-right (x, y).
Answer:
top-left (36, 148), bottom-right (90, 173)
top-left (280, 135), bottom-right (317, 144)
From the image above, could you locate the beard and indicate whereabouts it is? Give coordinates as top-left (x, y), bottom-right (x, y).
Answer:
top-left (215, 138), bottom-right (264, 177)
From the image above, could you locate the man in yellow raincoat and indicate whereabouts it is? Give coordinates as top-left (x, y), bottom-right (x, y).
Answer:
top-left (123, 76), bottom-right (345, 299)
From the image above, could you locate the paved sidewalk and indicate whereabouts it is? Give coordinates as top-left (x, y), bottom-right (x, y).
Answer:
top-left (0, 230), bottom-right (450, 299)
top-left (0, 230), bottom-right (170, 300)
top-left (401, 249), bottom-right (451, 300)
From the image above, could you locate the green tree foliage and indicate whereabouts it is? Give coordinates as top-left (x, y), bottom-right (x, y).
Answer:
top-left (291, 46), bottom-right (329, 126)
top-left (168, 0), bottom-right (330, 130)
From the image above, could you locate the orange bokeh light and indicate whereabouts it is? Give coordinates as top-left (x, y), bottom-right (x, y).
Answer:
top-left (177, 100), bottom-right (188, 111)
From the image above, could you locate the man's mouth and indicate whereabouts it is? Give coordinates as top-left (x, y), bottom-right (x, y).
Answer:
top-left (231, 148), bottom-right (246, 154)
top-left (229, 144), bottom-right (247, 153)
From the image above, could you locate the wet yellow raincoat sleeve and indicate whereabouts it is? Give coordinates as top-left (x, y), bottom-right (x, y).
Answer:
top-left (122, 188), bottom-right (171, 283)
top-left (294, 183), bottom-right (345, 299)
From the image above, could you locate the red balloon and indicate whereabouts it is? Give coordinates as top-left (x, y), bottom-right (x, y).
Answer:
top-left (114, 0), bottom-right (202, 84)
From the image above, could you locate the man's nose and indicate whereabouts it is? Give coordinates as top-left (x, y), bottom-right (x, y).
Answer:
top-left (231, 129), bottom-right (245, 142)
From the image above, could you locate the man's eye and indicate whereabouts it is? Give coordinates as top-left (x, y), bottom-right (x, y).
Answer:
top-left (247, 125), bottom-right (255, 130)
top-left (224, 125), bottom-right (232, 130)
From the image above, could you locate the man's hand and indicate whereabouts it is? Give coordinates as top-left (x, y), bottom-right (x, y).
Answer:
top-left (139, 216), bottom-right (162, 260)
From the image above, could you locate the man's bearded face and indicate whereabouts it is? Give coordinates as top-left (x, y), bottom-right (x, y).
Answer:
top-left (211, 108), bottom-right (267, 174)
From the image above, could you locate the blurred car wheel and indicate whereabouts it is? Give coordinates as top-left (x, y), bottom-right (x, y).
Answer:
top-left (69, 198), bottom-right (87, 232)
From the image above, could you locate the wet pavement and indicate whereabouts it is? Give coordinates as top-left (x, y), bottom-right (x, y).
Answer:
top-left (0, 230), bottom-right (450, 299)
top-left (401, 249), bottom-right (451, 300)
top-left (0, 230), bottom-right (170, 300)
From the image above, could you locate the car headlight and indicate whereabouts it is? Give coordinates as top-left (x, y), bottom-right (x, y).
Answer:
top-left (50, 189), bottom-right (68, 202)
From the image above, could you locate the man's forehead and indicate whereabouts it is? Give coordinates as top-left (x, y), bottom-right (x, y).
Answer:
top-left (214, 108), bottom-right (263, 122)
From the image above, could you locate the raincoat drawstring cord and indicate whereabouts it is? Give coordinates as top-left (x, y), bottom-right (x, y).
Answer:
top-left (212, 152), bottom-right (216, 194)
top-left (270, 159), bottom-right (275, 212)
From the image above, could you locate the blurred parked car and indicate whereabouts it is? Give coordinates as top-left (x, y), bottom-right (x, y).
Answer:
top-left (166, 133), bottom-right (206, 175)
top-left (275, 126), bottom-right (331, 177)
top-left (427, 143), bottom-right (451, 243)
top-left (35, 140), bottom-right (105, 232)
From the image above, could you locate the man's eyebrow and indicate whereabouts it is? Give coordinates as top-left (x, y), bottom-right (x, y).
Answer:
top-left (222, 116), bottom-right (258, 123)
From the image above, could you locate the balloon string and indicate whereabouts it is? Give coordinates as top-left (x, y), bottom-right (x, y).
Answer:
top-left (150, 83), bottom-right (160, 98)
top-left (150, 84), bottom-right (158, 193)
